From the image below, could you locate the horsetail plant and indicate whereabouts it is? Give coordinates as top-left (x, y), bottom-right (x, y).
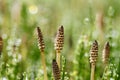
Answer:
top-left (0, 37), bottom-right (3, 56)
top-left (89, 40), bottom-right (98, 80)
top-left (52, 59), bottom-right (61, 80)
top-left (37, 27), bottom-right (48, 80)
top-left (54, 25), bottom-right (64, 68)
top-left (102, 42), bottom-right (111, 80)
top-left (102, 42), bottom-right (110, 65)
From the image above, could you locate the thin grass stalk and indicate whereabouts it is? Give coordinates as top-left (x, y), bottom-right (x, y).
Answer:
top-left (89, 40), bottom-right (98, 80)
top-left (0, 37), bottom-right (3, 56)
top-left (61, 56), bottom-right (66, 80)
top-left (52, 59), bottom-right (61, 80)
top-left (37, 27), bottom-right (48, 80)
top-left (116, 58), bottom-right (120, 80)
top-left (54, 25), bottom-right (64, 68)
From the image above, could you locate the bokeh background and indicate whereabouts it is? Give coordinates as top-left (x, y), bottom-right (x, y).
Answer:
top-left (0, 0), bottom-right (120, 80)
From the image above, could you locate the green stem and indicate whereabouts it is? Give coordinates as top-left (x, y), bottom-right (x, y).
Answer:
top-left (62, 56), bottom-right (66, 80)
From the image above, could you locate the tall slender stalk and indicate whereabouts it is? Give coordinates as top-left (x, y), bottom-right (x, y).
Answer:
top-left (52, 59), bottom-right (61, 80)
top-left (0, 37), bottom-right (3, 56)
top-left (91, 64), bottom-right (95, 80)
top-left (89, 40), bottom-right (98, 80)
top-left (54, 25), bottom-right (64, 68)
top-left (37, 27), bottom-right (48, 80)
top-left (96, 11), bottom-right (104, 42)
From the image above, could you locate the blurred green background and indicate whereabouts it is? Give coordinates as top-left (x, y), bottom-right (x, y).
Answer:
top-left (1, 0), bottom-right (120, 80)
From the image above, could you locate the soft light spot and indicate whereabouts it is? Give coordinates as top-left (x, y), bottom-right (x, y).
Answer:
top-left (29, 5), bottom-right (38, 14)
top-left (2, 34), bottom-right (7, 39)
top-left (84, 17), bottom-right (90, 24)
top-left (15, 38), bottom-right (22, 46)
top-left (2, 77), bottom-right (8, 80)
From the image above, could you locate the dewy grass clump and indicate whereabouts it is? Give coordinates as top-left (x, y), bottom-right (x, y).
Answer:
top-left (54, 25), bottom-right (64, 68)
top-left (89, 40), bottom-right (98, 80)
top-left (36, 27), bottom-right (48, 80)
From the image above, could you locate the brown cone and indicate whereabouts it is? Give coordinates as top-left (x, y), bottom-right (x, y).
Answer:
top-left (90, 40), bottom-right (98, 65)
top-left (52, 59), bottom-right (61, 80)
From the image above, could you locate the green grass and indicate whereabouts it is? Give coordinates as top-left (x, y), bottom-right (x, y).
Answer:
top-left (1, 0), bottom-right (120, 80)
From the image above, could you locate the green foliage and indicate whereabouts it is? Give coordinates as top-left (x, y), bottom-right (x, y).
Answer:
top-left (1, 0), bottom-right (120, 80)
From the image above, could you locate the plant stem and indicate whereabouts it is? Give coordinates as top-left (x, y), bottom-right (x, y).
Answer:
top-left (91, 64), bottom-right (95, 80)
top-left (62, 56), bottom-right (66, 80)
top-left (41, 52), bottom-right (48, 80)
top-left (56, 51), bottom-right (61, 68)
top-left (0, 37), bottom-right (3, 56)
